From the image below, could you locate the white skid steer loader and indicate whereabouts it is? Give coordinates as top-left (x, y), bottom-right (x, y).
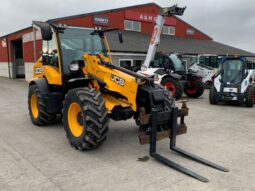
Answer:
top-left (210, 56), bottom-right (255, 107)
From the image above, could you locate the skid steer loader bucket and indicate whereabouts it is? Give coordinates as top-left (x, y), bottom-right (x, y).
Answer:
top-left (140, 101), bottom-right (228, 182)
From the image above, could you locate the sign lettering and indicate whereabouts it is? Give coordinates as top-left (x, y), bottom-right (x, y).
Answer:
top-left (93, 16), bottom-right (109, 26)
top-left (125, 10), bottom-right (176, 26)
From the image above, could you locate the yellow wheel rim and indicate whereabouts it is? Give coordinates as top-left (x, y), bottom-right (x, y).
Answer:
top-left (31, 94), bottom-right (39, 119)
top-left (68, 102), bottom-right (84, 137)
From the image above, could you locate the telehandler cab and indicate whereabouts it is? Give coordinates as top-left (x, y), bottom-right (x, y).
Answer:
top-left (28, 5), bottom-right (228, 182)
top-left (139, 52), bottom-right (205, 99)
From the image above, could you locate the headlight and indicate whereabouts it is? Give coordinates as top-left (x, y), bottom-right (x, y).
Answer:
top-left (69, 63), bottom-right (79, 72)
top-left (141, 65), bottom-right (147, 71)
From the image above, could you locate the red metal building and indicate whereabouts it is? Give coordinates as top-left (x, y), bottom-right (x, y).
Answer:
top-left (0, 3), bottom-right (254, 80)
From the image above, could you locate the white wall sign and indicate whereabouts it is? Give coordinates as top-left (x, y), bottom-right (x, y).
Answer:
top-left (186, 28), bottom-right (195, 36)
top-left (93, 16), bottom-right (109, 26)
top-left (1, 40), bottom-right (6, 48)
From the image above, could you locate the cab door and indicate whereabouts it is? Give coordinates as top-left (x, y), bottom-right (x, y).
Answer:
top-left (33, 33), bottom-right (62, 85)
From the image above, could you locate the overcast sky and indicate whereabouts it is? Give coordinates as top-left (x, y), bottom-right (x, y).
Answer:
top-left (0, 0), bottom-right (254, 53)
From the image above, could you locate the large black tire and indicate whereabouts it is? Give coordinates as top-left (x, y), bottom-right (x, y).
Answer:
top-left (62, 88), bottom-right (109, 150)
top-left (245, 86), bottom-right (254, 107)
top-left (161, 77), bottom-right (183, 100)
top-left (209, 86), bottom-right (217, 105)
top-left (28, 84), bottom-right (56, 126)
top-left (161, 86), bottom-right (175, 111)
top-left (184, 80), bottom-right (204, 98)
top-left (155, 84), bottom-right (175, 111)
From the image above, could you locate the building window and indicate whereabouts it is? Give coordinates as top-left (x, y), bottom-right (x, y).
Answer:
top-left (119, 59), bottom-right (133, 70)
top-left (124, 20), bottom-right (141, 32)
top-left (1, 39), bottom-right (7, 48)
top-left (163, 26), bottom-right (175, 35)
top-left (119, 59), bottom-right (144, 71)
top-left (133, 60), bottom-right (144, 72)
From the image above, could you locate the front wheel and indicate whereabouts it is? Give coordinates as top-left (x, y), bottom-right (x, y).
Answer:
top-left (28, 84), bottom-right (56, 126)
top-left (209, 86), bottom-right (218, 105)
top-left (184, 80), bottom-right (204, 98)
top-left (62, 88), bottom-right (109, 150)
top-left (162, 77), bottom-right (183, 99)
top-left (245, 86), bottom-right (254, 107)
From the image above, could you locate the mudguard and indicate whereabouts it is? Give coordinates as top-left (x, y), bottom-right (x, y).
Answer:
top-left (29, 78), bottom-right (63, 113)
top-left (29, 77), bottom-right (49, 95)
top-left (160, 73), bottom-right (182, 83)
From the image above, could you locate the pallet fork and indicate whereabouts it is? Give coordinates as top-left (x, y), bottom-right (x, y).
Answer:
top-left (148, 104), bottom-right (228, 182)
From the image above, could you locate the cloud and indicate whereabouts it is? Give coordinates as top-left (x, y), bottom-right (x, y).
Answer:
top-left (176, 0), bottom-right (255, 53)
top-left (0, 0), bottom-right (254, 53)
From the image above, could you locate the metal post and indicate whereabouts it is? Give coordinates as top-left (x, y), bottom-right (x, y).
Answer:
top-left (6, 37), bottom-right (11, 79)
top-left (149, 110), bottom-right (158, 155)
top-left (170, 107), bottom-right (178, 148)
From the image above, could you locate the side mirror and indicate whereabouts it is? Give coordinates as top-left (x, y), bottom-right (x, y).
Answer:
top-left (33, 21), bottom-right (53, 41)
top-left (41, 24), bottom-right (53, 41)
top-left (118, 31), bottom-right (123, 43)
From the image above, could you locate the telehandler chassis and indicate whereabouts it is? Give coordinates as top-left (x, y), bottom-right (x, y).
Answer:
top-left (28, 4), bottom-right (228, 183)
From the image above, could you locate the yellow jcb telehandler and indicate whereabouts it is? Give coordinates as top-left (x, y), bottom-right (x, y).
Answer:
top-left (28, 5), bottom-right (228, 182)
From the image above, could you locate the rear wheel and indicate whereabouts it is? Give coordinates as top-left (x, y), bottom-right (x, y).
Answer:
top-left (184, 80), bottom-right (204, 98)
top-left (62, 88), bottom-right (109, 150)
top-left (162, 77), bottom-right (183, 99)
top-left (28, 84), bottom-right (56, 126)
top-left (209, 86), bottom-right (217, 105)
top-left (245, 86), bottom-right (254, 107)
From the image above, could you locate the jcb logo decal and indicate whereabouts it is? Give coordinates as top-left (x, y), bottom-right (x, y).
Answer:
top-left (111, 74), bottom-right (125, 86)
top-left (35, 67), bottom-right (42, 74)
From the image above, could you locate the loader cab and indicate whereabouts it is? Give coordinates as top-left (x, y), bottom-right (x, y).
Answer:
top-left (210, 56), bottom-right (254, 107)
top-left (151, 53), bottom-right (171, 69)
top-left (220, 57), bottom-right (247, 86)
top-left (151, 53), bottom-right (185, 73)
top-left (33, 21), bottom-right (123, 88)
top-left (169, 54), bottom-right (185, 72)
top-left (41, 25), bottom-right (108, 81)
top-left (58, 27), bottom-right (107, 75)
